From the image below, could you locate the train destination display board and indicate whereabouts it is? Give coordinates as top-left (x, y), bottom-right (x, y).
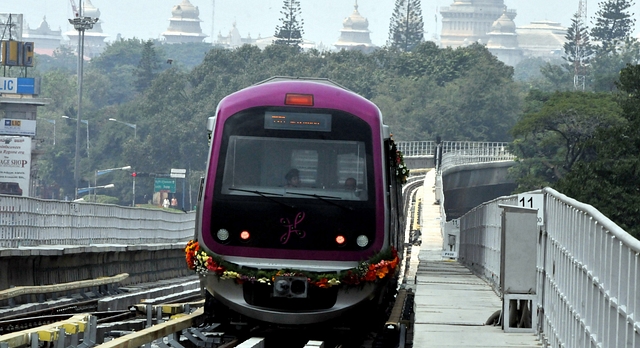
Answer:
top-left (264, 111), bottom-right (331, 132)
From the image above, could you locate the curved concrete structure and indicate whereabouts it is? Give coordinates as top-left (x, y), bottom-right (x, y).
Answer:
top-left (442, 161), bottom-right (516, 220)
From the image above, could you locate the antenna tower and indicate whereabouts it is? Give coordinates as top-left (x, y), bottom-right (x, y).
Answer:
top-left (574, 0), bottom-right (587, 90)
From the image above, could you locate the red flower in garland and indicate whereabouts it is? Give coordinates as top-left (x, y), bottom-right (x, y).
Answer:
top-left (364, 269), bottom-right (377, 282)
top-left (313, 278), bottom-right (330, 288)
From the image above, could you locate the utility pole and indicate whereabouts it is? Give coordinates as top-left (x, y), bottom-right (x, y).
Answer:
top-left (574, 0), bottom-right (587, 90)
top-left (68, 0), bottom-right (98, 198)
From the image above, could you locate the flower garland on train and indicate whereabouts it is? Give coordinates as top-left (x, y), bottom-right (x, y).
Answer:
top-left (184, 240), bottom-right (399, 289)
top-left (389, 136), bottom-right (409, 184)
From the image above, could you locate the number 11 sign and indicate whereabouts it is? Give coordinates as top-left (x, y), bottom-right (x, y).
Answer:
top-left (517, 193), bottom-right (544, 226)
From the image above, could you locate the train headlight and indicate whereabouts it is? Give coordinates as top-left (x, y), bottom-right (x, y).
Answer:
top-left (356, 235), bottom-right (369, 247)
top-left (240, 230), bottom-right (251, 240)
top-left (217, 229), bottom-right (229, 241)
top-left (335, 235), bottom-right (346, 245)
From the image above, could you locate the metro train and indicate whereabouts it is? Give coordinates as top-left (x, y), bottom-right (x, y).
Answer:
top-left (188, 77), bottom-right (406, 326)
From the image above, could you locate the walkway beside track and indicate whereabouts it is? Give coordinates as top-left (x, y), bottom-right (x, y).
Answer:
top-left (408, 170), bottom-right (541, 347)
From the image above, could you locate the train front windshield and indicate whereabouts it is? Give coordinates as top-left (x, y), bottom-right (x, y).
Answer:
top-left (222, 136), bottom-right (368, 201)
top-left (216, 108), bottom-right (373, 202)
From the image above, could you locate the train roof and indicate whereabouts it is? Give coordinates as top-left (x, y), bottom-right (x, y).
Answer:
top-left (253, 76), bottom-right (351, 91)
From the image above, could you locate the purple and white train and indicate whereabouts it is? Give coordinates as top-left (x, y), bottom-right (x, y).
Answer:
top-left (194, 77), bottom-right (404, 326)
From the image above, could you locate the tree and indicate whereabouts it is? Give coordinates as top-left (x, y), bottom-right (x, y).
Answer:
top-left (591, 0), bottom-right (636, 52)
top-left (564, 12), bottom-right (594, 89)
top-left (134, 40), bottom-right (162, 92)
top-left (556, 64), bottom-right (640, 238)
top-left (273, 0), bottom-right (304, 48)
top-left (589, 40), bottom-right (640, 91)
top-left (510, 91), bottom-right (624, 192)
top-left (388, 0), bottom-right (424, 52)
top-left (539, 63), bottom-right (575, 91)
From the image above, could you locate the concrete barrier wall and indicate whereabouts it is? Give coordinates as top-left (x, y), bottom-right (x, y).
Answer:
top-left (404, 156), bottom-right (435, 170)
top-left (442, 161), bottom-right (516, 220)
top-left (0, 244), bottom-right (192, 299)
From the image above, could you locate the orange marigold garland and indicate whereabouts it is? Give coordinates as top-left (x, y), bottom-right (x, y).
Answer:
top-left (184, 240), bottom-right (400, 289)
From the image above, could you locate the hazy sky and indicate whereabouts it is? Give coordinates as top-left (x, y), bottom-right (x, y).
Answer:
top-left (4, 0), bottom-right (640, 48)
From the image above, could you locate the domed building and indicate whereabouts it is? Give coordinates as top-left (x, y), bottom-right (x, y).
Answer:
top-left (440, 0), bottom-right (515, 48)
top-left (516, 21), bottom-right (566, 58)
top-left (162, 0), bottom-right (208, 44)
top-left (23, 16), bottom-right (63, 56)
top-left (333, 1), bottom-right (377, 53)
top-left (215, 22), bottom-right (257, 49)
top-left (486, 10), bottom-right (523, 66)
top-left (65, 0), bottom-right (108, 57)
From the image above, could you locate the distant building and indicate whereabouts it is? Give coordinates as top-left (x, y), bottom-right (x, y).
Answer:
top-left (333, 2), bottom-right (377, 53)
top-left (215, 22), bottom-right (255, 49)
top-left (65, 0), bottom-right (108, 58)
top-left (516, 21), bottom-right (566, 59)
top-left (23, 16), bottom-right (63, 56)
top-left (253, 36), bottom-right (317, 51)
top-left (162, 0), bottom-right (208, 44)
top-left (440, 0), bottom-right (513, 48)
top-left (439, 0), bottom-right (566, 65)
top-left (486, 10), bottom-right (523, 66)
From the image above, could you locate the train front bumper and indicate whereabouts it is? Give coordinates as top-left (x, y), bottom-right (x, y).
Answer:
top-left (203, 276), bottom-right (377, 325)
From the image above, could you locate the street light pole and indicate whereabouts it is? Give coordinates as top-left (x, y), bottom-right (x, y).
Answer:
top-left (69, 0), bottom-right (98, 199)
top-left (77, 183), bottom-right (115, 196)
top-left (108, 118), bottom-right (137, 139)
top-left (94, 165), bottom-right (131, 202)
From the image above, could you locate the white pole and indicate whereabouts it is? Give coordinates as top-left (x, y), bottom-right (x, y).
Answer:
top-left (132, 175), bottom-right (136, 207)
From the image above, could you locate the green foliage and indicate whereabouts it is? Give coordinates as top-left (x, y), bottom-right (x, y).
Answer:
top-left (34, 46), bottom-right (78, 74)
top-left (388, 0), bottom-right (424, 52)
top-left (563, 12), bottom-right (594, 80)
top-left (510, 90), bottom-right (624, 192)
top-left (591, 0), bottom-right (636, 53)
top-left (274, 0), bottom-right (304, 48)
top-left (590, 40), bottom-right (640, 91)
top-left (373, 43), bottom-right (520, 141)
top-left (158, 42), bottom-right (213, 69)
top-left (134, 40), bottom-right (162, 92)
top-left (539, 62), bottom-right (574, 91)
top-left (556, 66), bottom-right (640, 239)
top-left (34, 40), bottom-right (525, 204)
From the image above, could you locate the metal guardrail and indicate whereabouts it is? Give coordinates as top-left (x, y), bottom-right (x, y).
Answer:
top-left (0, 196), bottom-right (194, 248)
top-left (439, 144), bottom-right (515, 174)
top-left (396, 141), bottom-right (512, 158)
top-left (455, 188), bottom-right (640, 347)
top-left (434, 143), bottom-right (640, 345)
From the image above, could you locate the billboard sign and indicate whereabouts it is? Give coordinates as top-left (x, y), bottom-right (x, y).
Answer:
top-left (170, 168), bottom-right (186, 178)
top-left (0, 118), bottom-right (36, 136)
top-left (0, 77), bottom-right (36, 94)
top-left (0, 136), bottom-right (30, 196)
top-left (154, 178), bottom-right (176, 193)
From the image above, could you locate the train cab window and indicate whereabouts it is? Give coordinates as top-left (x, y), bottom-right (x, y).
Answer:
top-left (221, 136), bottom-right (368, 201)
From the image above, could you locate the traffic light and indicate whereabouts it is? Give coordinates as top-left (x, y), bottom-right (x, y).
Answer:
top-left (131, 172), bottom-right (137, 177)
top-left (133, 172), bottom-right (150, 177)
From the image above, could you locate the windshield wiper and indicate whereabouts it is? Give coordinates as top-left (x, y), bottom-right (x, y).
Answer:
top-left (228, 187), bottom-right (295, 209)
top-left (285, 191), bottom-right (353, 211)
